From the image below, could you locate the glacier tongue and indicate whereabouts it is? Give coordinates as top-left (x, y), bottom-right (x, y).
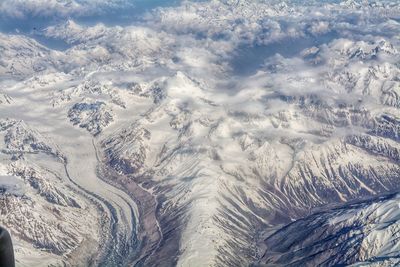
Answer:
top-left (0, 72), bottom-right (140, 265)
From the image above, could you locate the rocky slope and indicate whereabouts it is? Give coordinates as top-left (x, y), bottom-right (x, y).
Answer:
top-left (257, 193), bottom-right (400, 266)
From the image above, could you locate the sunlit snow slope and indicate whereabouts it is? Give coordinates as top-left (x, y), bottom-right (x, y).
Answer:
top-left (0, 0), bottom-right (399, 266)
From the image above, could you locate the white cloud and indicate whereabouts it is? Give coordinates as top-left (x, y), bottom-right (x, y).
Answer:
top-left (308, 21), bottom-right (330, 35)
top-left (0, 0), bottom-right (130, 18)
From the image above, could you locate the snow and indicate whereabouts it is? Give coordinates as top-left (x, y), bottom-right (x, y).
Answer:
top-left (261, 193), bottom-right (400, 266)
top-left (0, 0), bottom-right (399, 266)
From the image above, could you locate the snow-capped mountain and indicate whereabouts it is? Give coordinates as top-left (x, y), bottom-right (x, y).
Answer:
top-left (0, 0), bottom-right (399, 266)
top-left (257, 193), bottom-right (400, 266)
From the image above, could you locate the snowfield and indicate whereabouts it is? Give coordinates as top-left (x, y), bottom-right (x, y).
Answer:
top-left (0, 0), bottom-right (399, 266)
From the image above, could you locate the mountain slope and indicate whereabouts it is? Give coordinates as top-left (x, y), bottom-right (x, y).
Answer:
top-left (257, 193), bottom-right (400, 267)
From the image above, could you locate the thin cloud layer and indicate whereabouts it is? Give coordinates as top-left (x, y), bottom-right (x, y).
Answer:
top-left (0, 0), bottom-right (130, 19)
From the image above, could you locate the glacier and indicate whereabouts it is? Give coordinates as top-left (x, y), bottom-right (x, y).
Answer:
top-left (0, 0), bottom-right (399, 266)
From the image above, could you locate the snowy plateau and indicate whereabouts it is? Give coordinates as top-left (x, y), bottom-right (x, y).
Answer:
top-left (0, 0), bottom-right (399, 266)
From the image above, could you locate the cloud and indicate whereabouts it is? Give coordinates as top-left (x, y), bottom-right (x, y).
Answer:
top-left (0, 0), bottom-right (130, 19)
